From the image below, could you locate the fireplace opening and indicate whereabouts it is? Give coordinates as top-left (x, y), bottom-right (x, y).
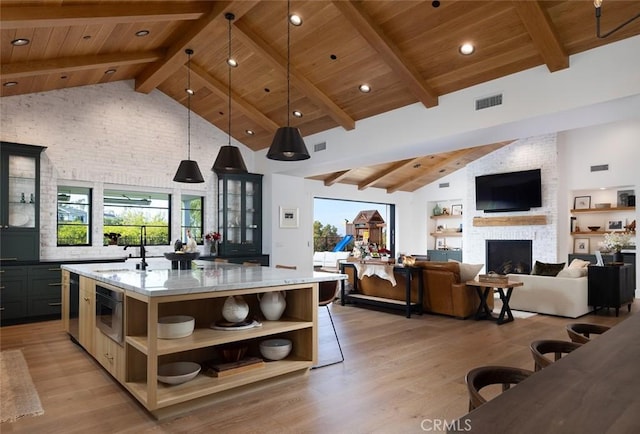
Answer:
top-left (486, 240), bottom-right (532, 275)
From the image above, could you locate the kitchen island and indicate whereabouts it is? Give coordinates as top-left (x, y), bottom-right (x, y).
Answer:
top-left (61, 259), bottom-right (346, 419)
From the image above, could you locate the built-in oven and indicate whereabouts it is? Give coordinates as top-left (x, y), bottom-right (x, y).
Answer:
top-left (95, 284), bottom-right (124, 346)
top-left (68, 272), bottom-right (80, 344)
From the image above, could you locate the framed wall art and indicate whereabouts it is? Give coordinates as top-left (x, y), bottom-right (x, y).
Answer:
top-left (451, 204), bottom-right (463, 216)
top-left (573, 196), bottom-right (591, 210)
top-left (279, 207), bottom-right (299, 228)
top-left (574, 238), bottom-right (589, 254)
top-left (607, 220), bottom-right (623, 231)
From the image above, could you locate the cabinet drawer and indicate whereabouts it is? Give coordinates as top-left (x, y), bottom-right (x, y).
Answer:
top-left (29, 296), bottom-right (62, 317)
top-left (0, 298), bottom-right (28, 321)
top-left (29, 275), bottom-right (63, 297)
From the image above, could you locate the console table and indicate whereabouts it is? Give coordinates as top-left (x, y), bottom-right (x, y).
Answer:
top-left (339, 262), bottom-right (423, 318)
top-left (588, 264), bottom-right (634, 316)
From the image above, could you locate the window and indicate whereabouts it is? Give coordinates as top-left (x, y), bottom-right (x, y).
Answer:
top-left (103, 190), bottom-right (170, 246)
top-left (181, 194), bottom-right (203, 243)
top-left (57, 187), bottom-right (92, 246)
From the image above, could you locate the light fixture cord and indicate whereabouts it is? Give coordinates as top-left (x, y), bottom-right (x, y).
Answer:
top-left (187, 50), bottom-right (192, 159)
top-left (286, 0), bottom-right (291, 128)
top-left (228, 15), bottom-right (233, 145)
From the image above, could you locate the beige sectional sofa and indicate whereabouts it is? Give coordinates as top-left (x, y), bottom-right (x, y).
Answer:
top-left (506, 273), bottom-right (591, 318)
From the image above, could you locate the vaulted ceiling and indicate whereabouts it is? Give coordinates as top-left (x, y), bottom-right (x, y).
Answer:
top-left (2, 1), bottom-right (639, 191)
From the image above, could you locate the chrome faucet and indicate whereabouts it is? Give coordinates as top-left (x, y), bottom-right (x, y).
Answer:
top-left (123, 225), bottom-right (148, 270)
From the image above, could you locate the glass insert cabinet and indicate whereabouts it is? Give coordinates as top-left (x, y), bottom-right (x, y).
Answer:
top-left (0, 142), bottom-right (46, 261)
top-left (217, 173), bottom-right (263, 257)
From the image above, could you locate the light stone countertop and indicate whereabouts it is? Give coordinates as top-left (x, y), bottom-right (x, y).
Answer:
top-left (61, 258), bottom-right (346, 297)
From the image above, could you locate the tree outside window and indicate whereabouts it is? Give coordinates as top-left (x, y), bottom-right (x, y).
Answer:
top-left (181, 194), bottom-right (203, 243)
top-left (57, 186), bottom-right (91, 246)
top-left (103, 190), bottom-right (170, 246)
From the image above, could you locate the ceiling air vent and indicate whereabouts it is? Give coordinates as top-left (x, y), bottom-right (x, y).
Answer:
top-left (439, 182), bottom-right (450, 188)
top-left (313, 142), bottom-right (326, 152)
top-left (590, 164), bottom-right (609, 172)
top-left (475, 93), bottom-right (503, 111)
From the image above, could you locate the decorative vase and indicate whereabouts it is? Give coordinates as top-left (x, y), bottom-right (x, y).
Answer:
top-left (222, 296), bottom-right (249, 323)
top-left (210, 241), bottom-right (217, 256)
top-left (433, 203), bottom-right (442, 216)
top-left (257, 291), bottom-right (287, 320)
top-left (613, 251), bottom-right (624, 263)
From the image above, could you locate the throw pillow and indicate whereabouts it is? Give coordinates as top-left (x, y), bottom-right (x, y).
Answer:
top-left (568, 258), bottom-right (591, 269)
top-left (448, 259), bottom-right (483, 282)
top-left (557, 268), bottom-right (588, 278)
top-left (531, 261), bottom-right (566, 277)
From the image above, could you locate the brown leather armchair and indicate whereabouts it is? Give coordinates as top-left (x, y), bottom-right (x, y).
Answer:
top-left (344, 261), bottom-right (490, 319)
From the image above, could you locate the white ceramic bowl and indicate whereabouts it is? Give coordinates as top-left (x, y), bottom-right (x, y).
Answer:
top-left (259, 338), bottom-right (292, 361)
top-left (157, 315), bottom-right (195, 339)
top-left (157, 361), bottom-right (201, 385)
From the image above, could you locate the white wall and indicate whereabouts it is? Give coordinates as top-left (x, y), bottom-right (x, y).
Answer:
top-left (0, 80), bottom-right (254, 260)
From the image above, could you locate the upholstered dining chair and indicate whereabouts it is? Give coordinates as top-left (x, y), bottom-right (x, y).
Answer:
top-left (529, 340), bottom-right (583, 371)
top-left (465, 365), bottom-right (534, 411)
top-left (312, 279), bottom-right (345, 369)
top-left (566, 323), bottom-right (611, 344)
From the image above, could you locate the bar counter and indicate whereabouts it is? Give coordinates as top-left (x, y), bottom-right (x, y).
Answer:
top-left (450, 312), bottom-right (640, 433)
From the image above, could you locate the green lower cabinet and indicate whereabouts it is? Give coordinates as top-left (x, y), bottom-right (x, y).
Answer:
top-left (427, 250), bottom-right (462, 262)
top-left (1, 264), bottom-right (63, 325)
top-left (0, 266), bottom-right (28, 323)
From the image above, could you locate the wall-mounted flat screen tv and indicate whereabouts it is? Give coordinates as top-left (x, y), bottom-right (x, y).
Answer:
top-left (475, 168), bottom-right (542, 212)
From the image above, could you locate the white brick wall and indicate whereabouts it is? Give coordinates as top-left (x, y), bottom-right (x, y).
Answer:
top-left (0, 81), bottom-right (238, 260)
top-left (463, 135), bottom-right (560, 268)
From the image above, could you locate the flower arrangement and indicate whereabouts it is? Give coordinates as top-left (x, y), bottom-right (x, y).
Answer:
top-left (603, 231), bottom-right (631, 252)
top-left (205, 231), bottom-right (221, 242)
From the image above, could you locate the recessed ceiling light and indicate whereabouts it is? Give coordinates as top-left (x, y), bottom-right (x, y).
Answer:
top-left (289, 14), bottom-right (302, 26)
top-left (186, 88), bottom-right (194, 95)
top-left (11, 38), bottom-right (30, 46)
top-left (105, 69), bottom-right (116, 74)
top-left (135, 30), bottom-right (150, 37)
top-left (245, 129), bottom-right (255, 135)
top-left (459, 43), bottom-right (475, 55)
top-left (330, 54), bottom-right (338, 60)
top-left (3, 81), bottom-right (18, 87)
top-left (82, 35), bottom-right (91, 40)
top-left (359, 84), bottom-right (371, 93)
top-left (292, 110), bottom-right (303, 118)
top-left (227, 58), bottom-right (238, 68)
top-left (413, 163), bottom-right (422, 169)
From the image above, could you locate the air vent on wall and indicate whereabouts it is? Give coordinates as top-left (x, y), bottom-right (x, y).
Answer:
top-left (475, 93), bottom-right (503, 111)
top-left (590, 164), bottom-right (609, 172)
top-left (313, 142), bottom-right (326, 152)
top-left (439, 182), bottom-right (450, 188)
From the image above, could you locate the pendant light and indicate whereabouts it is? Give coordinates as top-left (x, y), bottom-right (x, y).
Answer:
top-left (212, 13), bottom-right (248, 175)
top-left (173, 48), bottom-right (205, 183)
top-left (266, 0), bottom-right (310, 161)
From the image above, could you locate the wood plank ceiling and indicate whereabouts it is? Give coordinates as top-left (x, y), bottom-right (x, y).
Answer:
top-left (1, 1), bottom-right (639, 192)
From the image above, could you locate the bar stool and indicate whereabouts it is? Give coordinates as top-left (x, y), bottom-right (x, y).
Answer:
top-left (529, 340), bottom-right (582, 371)
top-left (566, 323), bottom-right (611, 344)
top-left (465, 365), bottom-right (534, 411)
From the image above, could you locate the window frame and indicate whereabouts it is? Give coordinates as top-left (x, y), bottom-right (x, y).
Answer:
top-left (57, 186), bottom-right (92, 246)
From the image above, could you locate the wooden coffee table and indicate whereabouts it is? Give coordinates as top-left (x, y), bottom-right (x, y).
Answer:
top-left (466, 280), bottom-right (523, 325)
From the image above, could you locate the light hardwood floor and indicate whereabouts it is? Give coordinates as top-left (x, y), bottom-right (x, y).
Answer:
top-left (1, 300), bottom-right (637, 434)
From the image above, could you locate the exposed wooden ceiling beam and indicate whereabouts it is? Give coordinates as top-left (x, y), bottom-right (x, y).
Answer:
top-left (234, 19), bottom-right (356, 131)
top-left (0, 3), bottom-right (208, 29)
top-left (386, 150), bottom-right (470, 194)
top-left (324, 170), bottom-right (352, 186)
top-left (188, 63), bottom-right (279, 134)
top-left (332, 0), bottom-right (439, 108)
top-left (512, 1), bottom-right (568, 72)
top-left (358, 159), bottom-right (417, 190)
top-left (135, 2), bottom-right (231, 94)
top-left (0, 51), bottom-right (164, 79)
